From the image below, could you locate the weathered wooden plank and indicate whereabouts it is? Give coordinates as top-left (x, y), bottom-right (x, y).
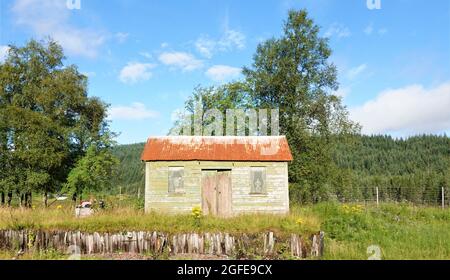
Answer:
top-left (146, 161), bottom-right (289, 215)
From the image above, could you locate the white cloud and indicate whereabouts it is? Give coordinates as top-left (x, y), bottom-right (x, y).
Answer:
top-left (115, 32), bottom-right (129, 43)
top-left (0, 46), bottom-right (10, 62)
top-left (364, 24), bottom-right (374, 35)
top-left (221, 29), bottom-right (246, 50)
top-left (195, 37), bottom-right (216, 58)
top-left (378, 28), bottom-right (388, 35)
top-left (325, 23), bottom-right (351, 39)
top-left (109, 103), bottom-right (159, 121)
top-left (81, 71), bottom-right (96, 78)
top-left (12, 0), bottom-right (105, 58)
top-left (333, 87), bottom-right (350, 98)
top-left (139, 52), bottom-right (152, 59)
top-left (364, 23), bottom-right (387, 36)
top-left (205, 65), bottom-right (241, 82)
top-left (350, 82), bottom-right (450, 135)
top-left (347, 64), bottom-right (367, 80)
top-left (119, 62), bottom-right (155, 84)
top-left (195, 29), bottom-right (246, 58)
top-left (158, 51), bottom-right (203, 72)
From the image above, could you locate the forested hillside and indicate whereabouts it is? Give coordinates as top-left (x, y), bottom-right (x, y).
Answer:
top-left (111, 135), bottom-right (450, 205)
top-left (110, 143), bottom-right (145, 196)
top-left (329, 135), bottom-right (450, 204)
top-left (334, 135), bottom-right (449, 176)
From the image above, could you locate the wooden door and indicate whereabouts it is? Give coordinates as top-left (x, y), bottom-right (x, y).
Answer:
top-left (216, 171), bottom-right (232, 217)
top-left (202, 171), bottom-right (217, 215)
top-left (201, 170), bottom-right (232, 217)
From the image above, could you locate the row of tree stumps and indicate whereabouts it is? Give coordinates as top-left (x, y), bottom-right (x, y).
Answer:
top-left (0, 230), bottom-right (324, 259)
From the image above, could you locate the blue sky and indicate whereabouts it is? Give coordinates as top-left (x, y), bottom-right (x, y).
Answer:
top-left (1, 0), bottom-right (449, 144)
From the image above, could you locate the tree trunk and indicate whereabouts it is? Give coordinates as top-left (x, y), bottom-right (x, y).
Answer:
top-left (0, 192), bottom-right (4, 206)
top-left (72, 193), bottom-right (78, 207)
top-left (26, 192), bottom-right (32, 208)
top-left (7, 192), bottom-right (12, 207)
top-left (24, 193), bottom-right (28, 208)
top-left (20, 193), bottom-right (25, 208)
top-left (43, 192), bottom-right (48, 208)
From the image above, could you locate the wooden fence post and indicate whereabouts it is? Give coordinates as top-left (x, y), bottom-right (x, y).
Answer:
top-left (376, 187), bottom-right (379, 207)
top-left (442, 187), bottom-right (445, 210)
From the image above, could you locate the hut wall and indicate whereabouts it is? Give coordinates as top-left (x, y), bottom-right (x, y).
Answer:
top-left (144, 161), bottom-right (289, 215)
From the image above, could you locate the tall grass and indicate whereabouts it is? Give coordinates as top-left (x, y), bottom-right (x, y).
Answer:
top-left (1, 200), bottom-right (449, 259)
top-left (301, 202), bottom-right (450, 260)
top-left (0, 202), bottom-right (319, 236)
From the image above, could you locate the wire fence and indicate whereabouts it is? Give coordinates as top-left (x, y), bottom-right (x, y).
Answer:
top-left (121, 184), bottom-right (450, 208)
top-left (289, 184), bottom-right (450, 208)
top-left (332, 186), bottom-right (448, 208)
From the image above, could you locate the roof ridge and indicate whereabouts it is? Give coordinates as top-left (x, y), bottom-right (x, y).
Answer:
top-left (147, 135), bottom-right (287, 140)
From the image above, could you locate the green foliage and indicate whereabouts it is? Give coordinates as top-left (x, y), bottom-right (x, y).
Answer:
top-left (169, 84), bottom-right (252, 136)
top-left (0, 204), bottom-right (320, 236)
top-left (242, 10), bottom-right (360, 201)
top-left (321, 205), bottom-right (370, 241)
top-left (330, 134), bottom-right (450, 204)
top-left (64, 140), bottom-right (119, 201)
top-left (191, 206), bottom-right (203, 228)
top-left (308, 203), bottom-right (450, 260)
top-left (109, 142), bottom-right (145, 196)
top-left (169, 9), bottom-right (360, 203)
top-left (0, 39), bottom-right (114, 206)
top-left (333, 134), bottom-right (450, 176)
top-left (1, 203), bottom-right (449, 260)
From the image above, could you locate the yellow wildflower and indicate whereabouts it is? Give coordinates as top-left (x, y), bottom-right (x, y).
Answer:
top-left (191, 206), bottom-right (202, 219)
top-left (342, 204), bottom-right (364, 214)
top-left (296, 218), bottom-right (304, 226)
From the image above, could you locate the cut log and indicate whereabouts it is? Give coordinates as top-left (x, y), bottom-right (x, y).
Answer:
top-left (0, 230), bottom-right (324, 259)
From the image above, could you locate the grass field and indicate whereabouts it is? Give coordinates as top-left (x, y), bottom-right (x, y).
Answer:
top-left (0, 198), bottom-right (319, 236)
top-left (0, 198), bottom-right (449, 260)
top-left (306, 203), bottom-right (450, 260)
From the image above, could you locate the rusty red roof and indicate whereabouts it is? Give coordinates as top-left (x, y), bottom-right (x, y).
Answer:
top-left (141, 136), bottom-right (293, 162)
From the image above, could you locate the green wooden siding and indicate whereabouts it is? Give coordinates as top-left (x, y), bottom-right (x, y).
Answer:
top-left (144, 161), bottom-right (289, 215)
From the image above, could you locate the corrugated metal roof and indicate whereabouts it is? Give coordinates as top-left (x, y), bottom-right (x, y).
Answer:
top-left (141, 136), bottom-right (293, 162)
